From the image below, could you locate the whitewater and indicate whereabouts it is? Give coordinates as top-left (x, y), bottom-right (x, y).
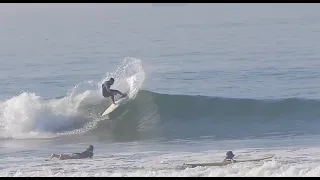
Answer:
top-left (0, 57), bottom-right (145, 140)
top-left (2, 3), bottom-right (320, 177)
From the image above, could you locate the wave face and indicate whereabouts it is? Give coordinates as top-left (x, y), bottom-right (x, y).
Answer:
top-left (92, 91), bottom-right (320, 141)
top-left (1, 57), bottom-right (320, 141)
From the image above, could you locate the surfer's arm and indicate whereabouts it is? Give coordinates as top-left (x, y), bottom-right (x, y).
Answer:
top-left (223, 158), bottom-right (236, 163)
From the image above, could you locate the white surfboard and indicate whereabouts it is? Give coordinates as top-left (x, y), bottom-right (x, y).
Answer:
top-left (184, 155), bottom-right (274, 168)
top-left (101, 96), bottom-right (128, 116)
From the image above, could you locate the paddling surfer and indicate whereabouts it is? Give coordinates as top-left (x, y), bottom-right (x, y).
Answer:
top-left (223, 151), bottom-right (236, 163)
top-left (50, 145), bottom-right (94, 160)
top-left (101, 78), bottom-right (127, 104)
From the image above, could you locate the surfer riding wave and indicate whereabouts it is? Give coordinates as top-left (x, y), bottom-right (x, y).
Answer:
top-left (102, 78), bottom-right (127, 104)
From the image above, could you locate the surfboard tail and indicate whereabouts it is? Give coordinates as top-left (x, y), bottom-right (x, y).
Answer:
top-left (101, 96), bottom-right (129, 116)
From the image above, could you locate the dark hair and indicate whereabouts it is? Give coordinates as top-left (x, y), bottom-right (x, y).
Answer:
top-left (87, 145), bottom-right (94, 152)
top-left (226, 151), bottom-right (234, 157)
top-left (110, 78), bottom-right (114, 81)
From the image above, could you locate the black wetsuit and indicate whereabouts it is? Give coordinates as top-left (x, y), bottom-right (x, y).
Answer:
top-left (102, 80), bottom-right (113, 97)
top-left (101, 80), bottom-right (126, 104)
top-left (72, 149), bottom-right (93, 159)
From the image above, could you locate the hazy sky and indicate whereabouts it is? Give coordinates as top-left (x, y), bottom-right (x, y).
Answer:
top-left (0, 3), bottom-right (150, 14)
top-left (1, 3), bottom-right (320, 19)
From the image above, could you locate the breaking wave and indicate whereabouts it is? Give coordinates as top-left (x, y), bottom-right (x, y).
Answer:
top-left (1, 57), bottom-right (320, 141)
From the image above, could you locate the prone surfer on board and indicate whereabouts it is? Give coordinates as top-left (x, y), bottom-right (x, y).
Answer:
top-left (50, 145), bottom-right (94, 160)
top-left (102, 78), bottom-right (127, 104)
top-left (223, 151), bottom-right (236, 163)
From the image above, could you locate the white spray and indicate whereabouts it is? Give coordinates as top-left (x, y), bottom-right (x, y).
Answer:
top-left (0, 57), bottom-right (145, 139)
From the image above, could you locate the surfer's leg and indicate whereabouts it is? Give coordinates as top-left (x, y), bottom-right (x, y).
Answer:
top-left (59, 154), bottom-right (72, 160)
top-left (50, 154), bottom-right (59, 159)
top-left (110, 94), bottom-right (116, 104)
top-left (102, 88), bottom-right (111, 98)
top-left (70, 153), bottom-right (81, 159)
top-left (58, 154), bottom-right (64, 160)
top-left (110, 89), bottom-right (126, 97)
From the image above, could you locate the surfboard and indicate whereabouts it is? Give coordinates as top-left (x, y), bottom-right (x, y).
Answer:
top-left (45, 157), bottom-right (61, 161)
top-left (101, 96), bottom-right (128, 116)
top-left (184, 155), bottom-right (274, 168)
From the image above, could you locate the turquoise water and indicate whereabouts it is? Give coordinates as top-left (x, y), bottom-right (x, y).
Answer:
top-left (1, 3), bottom-right (320, 177)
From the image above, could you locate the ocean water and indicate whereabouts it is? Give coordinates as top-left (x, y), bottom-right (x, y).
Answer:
top-left (1, 3), bottom-right (320, 177)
